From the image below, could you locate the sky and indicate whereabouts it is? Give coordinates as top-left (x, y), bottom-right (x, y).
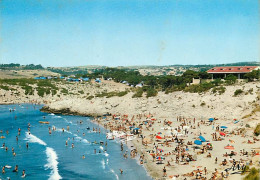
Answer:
top-left (0, 0), bottom-right (259, 67)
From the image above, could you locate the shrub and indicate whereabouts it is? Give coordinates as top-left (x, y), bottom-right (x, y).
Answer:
top-left (78, 90), bottom-right (84, 94)
top-left (0, 85), bottom-right (10, 91)
top-left (244, 167), bottom-right (259, 180)
top-left (146, 88), bottom-right (158, 98)
top-left (245, 124), bottom-right (250, 128)
top-left (254, 124), bottom-right (260, 136)
top-left (61, 88), bottom-right (69, 94)
top-left (132, 88), bottom-right (143, 98)
top-left (212, 86), bottom-right (226, 95)
top-left (242, 166), bottom-right (250, 175)
top-left (184, 82), bottom-right (214, 93)
top-left (225, 74), bottom-right (237, 85)
top-left (234, 89), bottom-right (243, 96)
top-left (23, 86), bottom-right (34, 95)
top-left (248, 88), bottom-right (253, 94)
top-left (95, 91), bottom-right (128, 98)
top-left (200, 102), bottom-right (206, 106)
top-left (87, 95), bottom-right (94, 100)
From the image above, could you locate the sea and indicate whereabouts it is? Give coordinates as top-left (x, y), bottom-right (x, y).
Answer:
top-left (0, 104), bottom-right (152, 180)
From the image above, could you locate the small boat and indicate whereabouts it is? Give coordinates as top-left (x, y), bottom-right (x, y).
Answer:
top-left (0, 136), bottom-right (6, 139)
top-left (39, 121), bottom-right (49, 124)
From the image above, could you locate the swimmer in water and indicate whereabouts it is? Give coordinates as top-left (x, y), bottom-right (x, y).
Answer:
top-left (119, 169), bottom-right (123, 174)
top-left (82, 155), bottom-right (85, 159)
top-left (13, 152), bottom-right (16, 156)
top-left (2, 166), bottom-right (5, 174)
top-left (72, 143), bottom-right (74, 148)
top-left (65, 140), bottom-right (68, 146)
top-left (13, 165), bottom-right (18, 172)
top-left (5, 146), bottom-right (8, 151)
top-left (94, 149), bottom-right (96, 154)
top-left (26, 143), bottom-right (29, 149)
top-left (16, 136), bottom-right (18, 141)
top-left (22, 169), bottom-right (25, 177)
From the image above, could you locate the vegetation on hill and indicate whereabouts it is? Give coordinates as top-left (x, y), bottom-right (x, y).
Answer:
top-left (0, 79), bottom-right (59, 97)
top-left (0, 63), bottom-right (44, 70)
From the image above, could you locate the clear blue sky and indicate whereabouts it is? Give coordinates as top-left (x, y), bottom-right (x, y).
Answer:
top-left (0, 0), bottom-right (259, 67)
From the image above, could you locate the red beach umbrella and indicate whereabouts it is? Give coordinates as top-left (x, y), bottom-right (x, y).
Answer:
top-left (219, 132), bottom-right (226, 136)
top-left (224, 146), bottom-right (234, 150)
top-left (156, 135), bottom-right (162, 139)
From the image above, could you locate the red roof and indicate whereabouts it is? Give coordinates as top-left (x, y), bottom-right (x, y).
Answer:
top-left (207, 66), bottom-right (259, 73)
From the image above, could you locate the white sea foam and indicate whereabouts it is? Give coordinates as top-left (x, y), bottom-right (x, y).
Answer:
top-left (99, 146), bottom-right (104, 150)
top-left (24, 132), bottom-right (46, 146)
top-left (45, 147), bottom-right (62, 180)
top-left (56, 128), bottom-right (72, 134)
top-left (110, 169), bottom-right (119, 180)
top-left (101, 159), bottom-right (105, 169)
top-left (73, 134), bottom-right (90, 144)
top-left (50, 113), bottom-right (55, 116)
top-left (104, 152), bottom-right (109, 157)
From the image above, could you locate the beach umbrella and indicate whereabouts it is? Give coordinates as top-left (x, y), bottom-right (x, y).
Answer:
top-left (194, 140), bottom-right (202, 145)
top-left (208, 118), bottom-right (214, 122)
top-left (158, 149), bottom-right (164, 152)
top-left (224, 146), bottom-right (234, 150)
top-left (156, 135), bottom-right (162, 139)
top-left (134, 128), bottom-right (140, 130)
top-left (219, 132), bottom-right (226, 136)
top-left (158, 132), bottom-right (162, 134)
top-left (156, 156), bottom-right (164, 160)
top-left (221, 126), bottom-right (228, 129)
top-left (199, 136), bottom-right (206, 142)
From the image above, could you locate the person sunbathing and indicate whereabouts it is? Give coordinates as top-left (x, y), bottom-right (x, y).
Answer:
top-left (247, 140), bottom-right (254, 144)
top-left (221, 159), bottom-right (227, 166)
top-left (223, 152), bottom-right (228, 157)
top-left (207, 152), bottom-right (212, 158)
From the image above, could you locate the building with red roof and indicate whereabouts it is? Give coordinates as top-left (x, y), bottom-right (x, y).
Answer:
top-left (207, 66), bottom-right (259, 79)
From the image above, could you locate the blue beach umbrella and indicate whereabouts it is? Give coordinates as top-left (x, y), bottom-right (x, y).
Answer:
top-left (199, 136), bottom-right (206, 142)
top-left (208, 118), bottom-right (214, 122)
top-left (194, 140), bottom-right (202, 145)
top-left (134, 128), bottom-right (140, 130)
top-left (220, 126), bottom-right (228, 129)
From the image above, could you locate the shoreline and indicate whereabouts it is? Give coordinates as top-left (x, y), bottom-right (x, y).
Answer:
top-left (38, 102), bottom-right (260, 180)
top-left (40, 107), bottom-right (156, 179)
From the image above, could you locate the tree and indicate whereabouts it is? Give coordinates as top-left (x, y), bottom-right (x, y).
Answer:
top-left (244, 70), bottom-right (260, 82)
top-left (224, 74), bottom-right (237, 85)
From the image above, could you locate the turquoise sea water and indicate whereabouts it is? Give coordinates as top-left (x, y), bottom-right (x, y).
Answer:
top-left (0, 104), bottom-right (152, 180)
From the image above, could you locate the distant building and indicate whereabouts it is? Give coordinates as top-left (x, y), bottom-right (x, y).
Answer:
top-left (136, 83), bottom-right (143, 88)
top-left (207, 66), bottom-right (260, 79)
